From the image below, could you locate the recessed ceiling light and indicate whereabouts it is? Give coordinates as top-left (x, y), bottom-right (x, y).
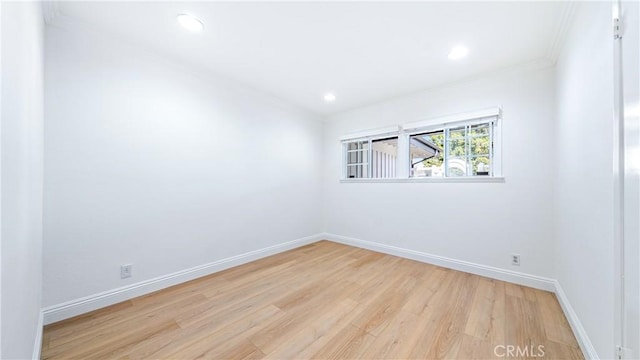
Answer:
top-left (177, 14), bottom-right (204, 33)
top-left (448, 45), bottom-right (469, 60)
top-left (324, 93), bottom-right (336, 102)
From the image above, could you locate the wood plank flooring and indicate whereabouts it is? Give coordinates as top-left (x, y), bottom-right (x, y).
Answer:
top-left (42, 241), bottom-right (583, 359)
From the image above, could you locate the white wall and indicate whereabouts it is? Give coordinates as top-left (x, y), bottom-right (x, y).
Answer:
top-left (554, 2), bottom-right (615, 358)
top-left (43, 24), bottom-right (323, 308)
top-left (1, 1), bottom-right (45, 358)
top-left (38, 4), bottom-right (629, 358)
top-left (323, 63), bottom-right (556, 278)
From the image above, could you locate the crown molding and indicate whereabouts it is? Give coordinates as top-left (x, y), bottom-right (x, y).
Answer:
top-left (545, 1), bottom-right (578, 64)
top-left (42, 1), bottom-right (60, 25)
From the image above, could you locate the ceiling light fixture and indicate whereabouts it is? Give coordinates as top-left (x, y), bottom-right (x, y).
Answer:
top-left (324, 93), bottom-right (336, 102)
top-left (177, 14), bottom-right (204, 33)
top-left (448, 45), bottom-right (469, 60)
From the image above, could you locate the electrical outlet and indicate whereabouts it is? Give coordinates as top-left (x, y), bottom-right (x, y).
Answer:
top-left (511, 254), bottom-right (521, 266)
top-left (121, 264), bottom-right (133, 279)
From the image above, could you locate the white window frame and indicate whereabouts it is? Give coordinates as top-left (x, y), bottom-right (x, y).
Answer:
top-left (341, 126), bottom-right (401, 179)
top-left (340, 108), bottom-right (504, 183)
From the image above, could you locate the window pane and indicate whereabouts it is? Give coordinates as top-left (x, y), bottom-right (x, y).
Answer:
top-left (347, 149), bottom-right (368, 165)
top-left (470, 135), bottom-right (490, 156)
top-left (447, 157), bottom-right (468, 177)
top-left (447, 139), bottom-right (466, 157)
top-left (470, 123), bottom-right (490, 137)
top-left (346, 164), bottom-right (368, 178)
top-left (347, 165), bottom-right (357, 178)
top-left (371, 137), bottom-right (398, 178)
top-left (449, 126), bottom-right (465, 139)
top-left (471, 156), bottom-right (491, 176)
top-left (410, 131), bottom-right (444, 177)
top-left (419, 132), bottom-right (443, 145)
top-left (347, 151), bottom-right (355, 164)
top-left (347, 141), bottom-right (368, 151)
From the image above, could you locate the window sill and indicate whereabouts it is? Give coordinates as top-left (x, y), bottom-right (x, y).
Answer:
top-left (339, 177), bottom-right (505, 184)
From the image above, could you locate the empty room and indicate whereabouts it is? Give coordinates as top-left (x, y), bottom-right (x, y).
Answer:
top-left (2, 0), bottom-right (639, 359)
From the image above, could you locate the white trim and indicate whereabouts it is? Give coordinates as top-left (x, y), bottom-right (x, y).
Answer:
top-left (340, 125), bottom-right (401, 141)
top-left (612, 1), bottom-right (627, 357)
top-left (340, 176), bottom-right (505, 184)
top-left (321, 233), bottom-right (555, 291)
top-left (42, 234), bottom-right (324, 325)
top-left (545, 2), bottom-right (578, 63)
top-left (554, 280), bottom-right (600, 359)
top-left (32, 311), bottom-right (43, 360)
top-left (39, 232), bottom-right (598, 360)
top-left (493, 113), bottom-right (503, 177)
top-left (402, 107), bottom-right (501, 133)
top-left (0, 0), bottom-right (3, 356)
top-left (340, 108), bottom-right (502, 180)
top-left (320, 233), bottom-right (597, 358)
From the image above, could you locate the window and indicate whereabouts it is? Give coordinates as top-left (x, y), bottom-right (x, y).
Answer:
top-left (340, 108), bottom-right (501, 181)
top-left (345, 140), bottom-right (369, 179)
top-left (372, 137), bottom-right (398, 178)
top-left (343, 132), bottom-right (399, 179)
top-left (410, 130), bottom-right (444, 177)
top-left (409, 120), bottom-right (495, 178)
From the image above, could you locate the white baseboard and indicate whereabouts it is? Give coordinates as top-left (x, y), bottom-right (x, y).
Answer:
top-left (322, 233), bottom-right (598, 359)
top-left (40, 231), bottom-right (598, 360)
top-left (42, 234), bottom-right (324, 325)
top-left (553, 280), bottom-right (599, 359)
top-left (32, 310), bottom-right (43, 360)
top-left (322, 233), bottom-right (556, 291)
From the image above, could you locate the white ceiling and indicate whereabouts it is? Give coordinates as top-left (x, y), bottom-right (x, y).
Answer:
top-left (52, 1), bottom-right (572, 116)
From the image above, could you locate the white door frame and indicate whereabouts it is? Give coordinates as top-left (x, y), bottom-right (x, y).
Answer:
top-left (613, 0), bottom-right (640, 358)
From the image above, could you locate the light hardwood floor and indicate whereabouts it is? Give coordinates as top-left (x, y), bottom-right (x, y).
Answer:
top-left (42, 241), bottom-right (583, 359)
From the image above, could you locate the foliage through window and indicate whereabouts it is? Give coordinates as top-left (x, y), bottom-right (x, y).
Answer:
top-left (341, 109), bottom-right (500, 180)
top-left (410, 121), bottom-right (494, 177)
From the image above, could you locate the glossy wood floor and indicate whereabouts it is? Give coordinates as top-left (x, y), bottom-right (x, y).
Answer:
top-left (42, 241), bottom-right (583, 359)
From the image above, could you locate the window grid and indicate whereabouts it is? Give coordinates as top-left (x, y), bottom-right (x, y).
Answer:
top-left (344, 136), bottom-right (400, 179)
top-left (341, 113), bottom-right (499, 180)
top-left (344, 140), bottom-right (372, 179)
top-left (412, 120), bottom-right (495, 178)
